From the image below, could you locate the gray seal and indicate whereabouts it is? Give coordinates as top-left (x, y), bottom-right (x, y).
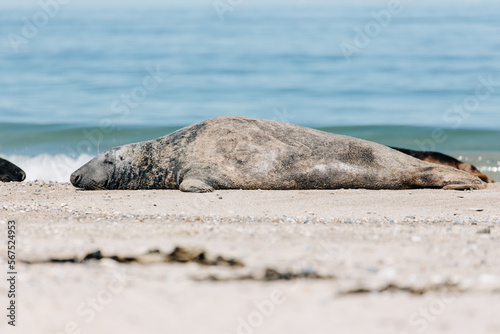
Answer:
top-left (0, 157), bottom-right (26, 182)
top-left (70, 116), bottom-right (486, 192)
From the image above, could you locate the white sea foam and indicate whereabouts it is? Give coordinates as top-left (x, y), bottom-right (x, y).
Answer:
top-left (3, 154), bottom-right (95, 183)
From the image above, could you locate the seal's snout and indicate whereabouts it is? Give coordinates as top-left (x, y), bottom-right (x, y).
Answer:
top-left (19, 170), bottom-right (26, 182)
top-left (70, 172), bottom-right (81, 187)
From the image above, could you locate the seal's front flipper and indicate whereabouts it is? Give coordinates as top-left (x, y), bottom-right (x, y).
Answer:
top-left (179, 179), bottom-right (214, 193)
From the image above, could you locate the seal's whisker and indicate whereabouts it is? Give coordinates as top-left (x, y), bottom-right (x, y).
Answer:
top-left (88, 181), bottom-right (106, 191)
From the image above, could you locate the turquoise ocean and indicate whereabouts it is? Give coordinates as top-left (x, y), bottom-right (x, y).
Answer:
top-left (0, 1), bottom-right (499, 182)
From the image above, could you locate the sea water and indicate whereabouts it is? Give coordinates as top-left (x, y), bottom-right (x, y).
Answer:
top-left (0, 2), bottom-right (499, 182)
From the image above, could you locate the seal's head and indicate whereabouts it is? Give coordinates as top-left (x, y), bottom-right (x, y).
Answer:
top-left (70, 144), bottom-right (162, 190)
top-left (0, 158), bottom-right (26, 182)
top-left (70, 148), bottom-right (126, 190)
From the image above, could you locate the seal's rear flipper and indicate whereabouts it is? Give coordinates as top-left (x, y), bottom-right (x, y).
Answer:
top-left (179, 179), bottom-right (214, 193)
top-left (443, 182), bottom-right (486, 190)
top-left (391, 147), bottom-right (493, 183)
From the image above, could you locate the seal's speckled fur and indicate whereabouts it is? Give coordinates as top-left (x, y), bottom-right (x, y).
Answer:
top-left (70, 116), bottom-right (486, 192)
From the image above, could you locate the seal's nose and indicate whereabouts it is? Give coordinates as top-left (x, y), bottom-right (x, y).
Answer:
top-left (70, 173), bottom-right (81, 186)
top-left (19, 170), bottom-right (26, 181)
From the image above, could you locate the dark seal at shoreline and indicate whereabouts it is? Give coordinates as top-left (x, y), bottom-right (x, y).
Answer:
top-left (0, 157), bottom-right (26, 182)
top-left (391, 147), bottom-right (493, 183)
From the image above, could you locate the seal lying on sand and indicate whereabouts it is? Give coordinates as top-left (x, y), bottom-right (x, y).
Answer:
top-left (70, 116), bottom-right (486, 192)
top-left (0, 157), bottom-right (26, 182)
top-left (391, 147), bottom-right (493, 183)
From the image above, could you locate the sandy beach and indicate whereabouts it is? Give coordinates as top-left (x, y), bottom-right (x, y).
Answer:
top-left (3, 0), bottom-right (500, 332)
top-left (0, 181), bottom-right (499, 333)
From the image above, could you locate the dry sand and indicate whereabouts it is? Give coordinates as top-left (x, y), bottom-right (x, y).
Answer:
top-left (1, 181), bottom-right (500, 334)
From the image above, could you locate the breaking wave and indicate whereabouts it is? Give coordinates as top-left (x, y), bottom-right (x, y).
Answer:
top-left (3, 154), bottom-right (94, 183)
